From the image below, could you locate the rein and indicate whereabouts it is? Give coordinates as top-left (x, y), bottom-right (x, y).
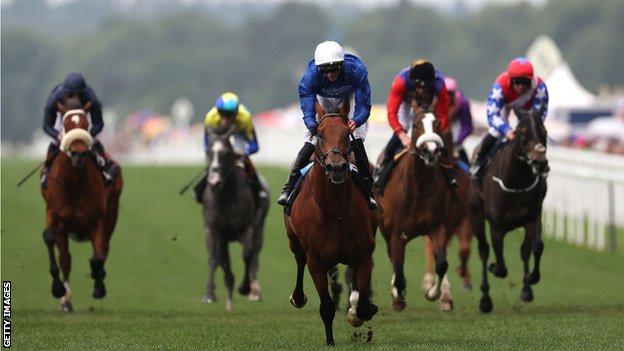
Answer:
top-left (490, 175), bottom-right (539, 193)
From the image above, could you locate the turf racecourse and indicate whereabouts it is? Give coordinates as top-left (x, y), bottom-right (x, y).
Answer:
top-left (2, 158), bottom-right (623, 350)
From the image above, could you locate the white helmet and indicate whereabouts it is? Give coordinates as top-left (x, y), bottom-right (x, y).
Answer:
top-left (314, 41), bottom-right (345, 66)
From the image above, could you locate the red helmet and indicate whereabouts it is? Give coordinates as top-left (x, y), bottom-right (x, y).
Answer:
top-left (507, 57), bottom-right (534, 79)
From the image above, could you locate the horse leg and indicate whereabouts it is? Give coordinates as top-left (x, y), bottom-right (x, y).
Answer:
top-left (43, 227), bottom-right (65, 299)
top-left (288, 234), bottom-right (307, 308)
top-left (328, 266), bottom-right (343, 311)
top-left (344, 266), bottom-right (353, 311)
top-left (248, 225), bottom-right (264, 302)
top-left (470, 203), bottom-right (492, 313)
top-left (347, 256), bottom-right (378, 327)
top-left (238, 228), bottom-right (253, 296)
top-left (308, 258), bottom-right (335, 346)
top-left (90, 222), bottom-right (108, 299)
top-left (526, 215), bottom-right (544, 286)
top-left (421, 236), bottom-right (436, 292)
top-left (456, 218), bottom-right (473, 292)
top-left (204, 228), bottom-right (220, 303)
top-left (488, 226), bottom-right (508, 278)
top-left (425, 227), bottom-right (449, 304)
top-left (218, 240), bottom-right (235, 311)
top-left (389, 234), bottom-right (407, 311)
top-left (56, 232), bottom-right (73, 312)
top-left (519, 232), bottom-right (534, 302)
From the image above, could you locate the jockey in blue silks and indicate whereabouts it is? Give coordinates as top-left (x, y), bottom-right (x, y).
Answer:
top-left (276, 41), bottom-right (377, 210)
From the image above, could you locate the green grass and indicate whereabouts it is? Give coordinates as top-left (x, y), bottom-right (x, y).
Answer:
top-left (2, 158), bottom-right (624, 350)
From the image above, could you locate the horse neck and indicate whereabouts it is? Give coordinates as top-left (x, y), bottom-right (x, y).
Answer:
top-left (55, 153), bottom-right (93, 187)
top-left (495, 140), bottom-right (534, 187)
top-left (210, 167), bottom-right (244, 202)
top-left (310, 162), bottom-right (349, 212)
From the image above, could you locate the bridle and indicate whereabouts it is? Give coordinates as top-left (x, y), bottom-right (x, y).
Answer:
top-left (315, 113), bottom-right (352, 171)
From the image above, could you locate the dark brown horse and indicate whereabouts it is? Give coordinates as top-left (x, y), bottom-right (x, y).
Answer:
top-left (41, 98), bottom-right (123, 311)
top-left (469, 105), bottom-right (548, 313)
top-left (284, 104), bottom-right (378, 346)
top-left (376, 106), bottom-right (472, 311)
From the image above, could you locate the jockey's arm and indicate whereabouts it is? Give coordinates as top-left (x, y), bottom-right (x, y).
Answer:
top-left (387, 75), bottom-right (407, 136)
top-left (486, 82), bottom-right (511, 137)
top-left (237, 105), bottom-right (259, 156)
top-left (435, 85), bottom-right (450, 132)
top-left (43, 87), bottom-right (61, 139)
top-left (455, 97), bottom-right (473, 145)
top-left (299, 69), bottom-right (320, 134)
top-left (85, 89), bottom-right (104, 137)
top-left (352, 70), bottom-right (372, 127)
top-left (532, 81), bottom-right (549, 120)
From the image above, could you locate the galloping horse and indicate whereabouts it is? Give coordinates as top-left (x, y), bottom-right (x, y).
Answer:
top-left (376, 106), bottom-right (472, 312)
top-left (284, 103), bottom-right (378, 346)
top-left (41, 98), bottom-right (123, 311)
top-left (469, 105), bottom-right (548, 313)
top-left (201, 126), bottom-right (268, 310)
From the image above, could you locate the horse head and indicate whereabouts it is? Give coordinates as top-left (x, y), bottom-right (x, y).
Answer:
top-left (315, 102), bottom-right (351, 185)
top-left (514, 103), bottom-right (549, 178)
top-left (57, 98), bottom-right (93, 168)
top-left (411, 106), bottom-right (444, 167)
top-left (205, 125), bottom-right (237, 190)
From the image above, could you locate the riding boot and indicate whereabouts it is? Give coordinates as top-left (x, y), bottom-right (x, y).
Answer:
top-left (193, 176), bottom-right (207, 204)
top-left (41, 143), bottom-right (60, 188)
top-left (373, 134), bottom-right (402, 195)
top-left (352, 138), bottom-right (378, 210)
top-left (92, 141), bottom-right (115, 185)
top-left (440, 147), bottom-right (458, 189)
top-left (277, 142), bottom-right (315, 206)
top-left (469, 133), bottom-right (497, 182)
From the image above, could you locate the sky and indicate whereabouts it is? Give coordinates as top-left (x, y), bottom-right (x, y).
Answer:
top-left (1, 0), bottom-right (548, 12)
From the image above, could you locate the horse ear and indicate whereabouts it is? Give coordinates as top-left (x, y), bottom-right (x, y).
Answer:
top-left (84, 101), bottom-right (92, 111)
top-left (56, 101), bottom-right (68, 114)
top-left (315, 101), bottom-right (325, 118)
top-left (339, 100), bottom-right (350, 118)
top-left (223, 124), bottom-right (236, 140)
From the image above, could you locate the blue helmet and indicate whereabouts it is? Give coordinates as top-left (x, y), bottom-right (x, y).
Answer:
top-left (62, 72), bottom-right (87, 93)
top-left (215, 92), bottom-right (240, 115)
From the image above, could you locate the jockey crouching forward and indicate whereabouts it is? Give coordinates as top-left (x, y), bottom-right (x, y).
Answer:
top-left (276, 40), bottom-right (377, 210)
top-left (470, 57), bottom-right (549, 182)
top-left (444, 76), bottom-right (474, 165)
top-left (193, 92), bottom-right (266, 209)
top-left (374, 59), bottom-right (458, 193)
top-left (41, 72), bottom-right (116, 187)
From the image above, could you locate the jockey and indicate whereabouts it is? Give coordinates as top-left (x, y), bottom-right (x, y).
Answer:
top-left (444, 76), bottom-right (474, 164)
top-left (41, 72), bottom-right (114, 187)
top-left (470, 57), bottom-right (549, 181)
top-left (193, 92), bottom-right (265, 207)
top-left (374, 59), bottom-right (457, 192)
top-left (276, 40), bottom-right (377, 210)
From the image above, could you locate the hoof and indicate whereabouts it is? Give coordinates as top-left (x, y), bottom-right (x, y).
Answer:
top-left (52, 280), bottom-right (66, 298)
top-left (238, 283), bottom-right (251, 296)
top-left (203, 294), bottom-right (217, 303)
top-left (526, 272), bottom-right (540, 285)
top-left (392, 297), bottom-right (406, 311)
top-left (347, 308), bottom-right (364, 328)
top-left (92, 281), bottom-right (106, 299)
top-left (289, 293), bottom-right (307, 308)
top-left (425, 288), bottom-right (440, 301)
top-left (439, 299), bottom-right (453, 312)
top-left (60, 301), bottom-right (73, 312)
top-left (326, 338), bottom-right (335, 347)
top-left (488, 263), bottom-right (508, 278)
top-left (462, 283), bottom-right (473, 292)
top-left (479, 296), bottom-right (493, 313)
top-left (356, 303), bottom-right (378, 322)
top-left (520, 287), bottom-right (534, 303)
top-left (249, 292), bottom-right (261, 302)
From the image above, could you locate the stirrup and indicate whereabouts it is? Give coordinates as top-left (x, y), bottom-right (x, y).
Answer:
top-left (277, 191), bottom-right (290, 206)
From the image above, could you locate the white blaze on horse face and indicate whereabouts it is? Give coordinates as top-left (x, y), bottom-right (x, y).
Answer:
top-left (208, 141), bottom-right (224, 186)
top-left (71, 115), bottom-right (80, 125)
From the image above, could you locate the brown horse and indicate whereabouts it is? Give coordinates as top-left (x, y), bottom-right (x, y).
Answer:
top-left (376, 107), bottom-right (472, 311)
top-left (284, 104), bottom-right (378, 346)
top-left (469, 105), bottom-right (548, 313)
top-left (41, 98), bottom-right (123, 311)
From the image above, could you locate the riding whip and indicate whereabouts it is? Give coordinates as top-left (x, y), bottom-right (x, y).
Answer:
top-left (16, 161), bottom-right (45, 188)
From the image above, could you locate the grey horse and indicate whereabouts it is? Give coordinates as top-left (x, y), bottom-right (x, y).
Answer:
top-left (201, 127), bottom-right (269, 311)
